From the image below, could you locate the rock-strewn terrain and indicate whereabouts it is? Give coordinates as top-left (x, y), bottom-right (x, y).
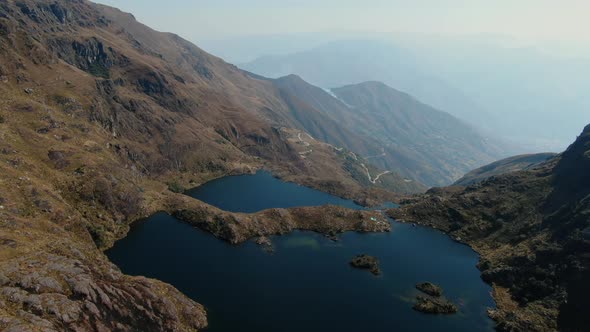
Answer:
top-left (416, 282), bottom-right (443, 297)
top-left (413, 282), bottom-right (457, 314)
top-left (0, 247), bottom-right (207, 332)
top-left (413, 295), bottom-right (458, 315)
top-left (389, 124), bottom-right (590, 331)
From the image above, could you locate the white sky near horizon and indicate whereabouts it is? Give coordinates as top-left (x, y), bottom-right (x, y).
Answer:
top-left (94, 0), bottom-right (590, 48)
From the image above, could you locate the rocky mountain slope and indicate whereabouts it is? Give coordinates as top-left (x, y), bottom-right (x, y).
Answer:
top-left (389, 124), bottom-right (590, 331)
top-left (331, 82), bottom-right (507, 186)
top-left (454, 153), bottom-right (557, 186)
top-left (0, 1), bottom-right (421, 330)
top-left (268, 74), bottom-right (506, 186)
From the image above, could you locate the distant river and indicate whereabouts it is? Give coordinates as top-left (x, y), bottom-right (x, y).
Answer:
top-left (107, 171), bottom-right (495, 331)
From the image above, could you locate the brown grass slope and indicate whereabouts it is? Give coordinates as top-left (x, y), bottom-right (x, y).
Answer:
top-left (0, 0), bottom-right (422, 330)
top-left (253, 74), bottom-right (508, 187)
top-left (389, 124), bottom-right (590, 331)
top-left (331, 81), bottom-right (507, 186)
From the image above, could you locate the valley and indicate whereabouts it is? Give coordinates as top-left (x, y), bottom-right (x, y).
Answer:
top-left (0, 1), bottom-right (587, 332)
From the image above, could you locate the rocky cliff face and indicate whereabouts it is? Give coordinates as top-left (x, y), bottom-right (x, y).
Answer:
top-left (1, 242), bottom-right (207, 332)
top-left (389, 124), bottom-right (590, 331)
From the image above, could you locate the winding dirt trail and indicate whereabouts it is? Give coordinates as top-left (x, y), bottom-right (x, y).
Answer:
top-left (360, 163), bottom-right (391, 184)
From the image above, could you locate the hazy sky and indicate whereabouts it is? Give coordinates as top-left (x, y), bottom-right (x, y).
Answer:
top-left (94, 0), bottom-right (590, 45)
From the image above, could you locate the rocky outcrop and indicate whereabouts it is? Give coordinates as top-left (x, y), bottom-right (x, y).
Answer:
top-left (255, 236), bottom-right (273, 252)
top-left (349, 254), bottom-right (381, 275)
top-left (168, 195), bottom-right (391, 244)
top-left (413, 295), bottom-right (458, 314)
top-left (0, 242), bottom-right (206, 332)
top-left (413, 282), bottom-right (456, 314)
top-left (389, 124), bottom-right (590, 331)
top-left (416, 282), bottom-right (443, 297)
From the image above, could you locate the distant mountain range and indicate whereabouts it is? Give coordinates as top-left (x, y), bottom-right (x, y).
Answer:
top-left (240, 38), bottom-right (590, 151)
top-left (240, 40), bottom-right (497, 132)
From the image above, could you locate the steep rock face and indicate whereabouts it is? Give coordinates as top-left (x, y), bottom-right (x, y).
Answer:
top-left (388, 124), bottom-right (590, 331)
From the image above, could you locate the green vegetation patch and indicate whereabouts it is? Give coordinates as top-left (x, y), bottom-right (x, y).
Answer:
top-left (88, 62), bottom-right (110, 79)
top-left (167, 181), bottom-right (186, 194)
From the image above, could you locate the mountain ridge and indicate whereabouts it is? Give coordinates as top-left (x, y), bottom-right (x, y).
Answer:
top-left (454, 153), bottom-right (558, 186)
top-left (245, 72), bottom-right (508, 188)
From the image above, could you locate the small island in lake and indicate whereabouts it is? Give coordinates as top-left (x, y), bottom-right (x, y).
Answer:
top-left (416, 282), bottom-right (443, 297)
top-left (413, 282), bottom-right (458, 314)
top-left (255, 236), bottom-right (274, 252)
top-left (349, 254), bottom-right (381, 275)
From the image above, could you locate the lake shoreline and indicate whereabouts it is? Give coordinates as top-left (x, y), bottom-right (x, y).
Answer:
top-left (107, 172), bottom-right (496, 331)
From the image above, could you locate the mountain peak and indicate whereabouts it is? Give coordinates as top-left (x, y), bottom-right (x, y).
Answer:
top-left (277, 73), bottom-right (306, 83)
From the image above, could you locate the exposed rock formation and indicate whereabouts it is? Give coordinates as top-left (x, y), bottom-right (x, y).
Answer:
top-left (0, 237), bottom-right (207, 332)
top-left (255, 236), bottom-right (273, 252)
top-left (413, 281), bottom-right (456, 314)
top-left (416, 282), bottom-right (443, 297)
top-left (349, 254), bottom-right (381, 275)
top-left (168, 195), bottom-right (391, 244)
top-left (413, 295), bottom-right (458, 314)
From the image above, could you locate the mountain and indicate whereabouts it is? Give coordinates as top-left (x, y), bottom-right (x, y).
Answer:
top-left (454, 153), bottom-right (557, 186)
top-left (240, 38), bottom-right (590, 152)
top-left (268, 75), bottom-right (507, 186)
top-left (0, 1), bottom-right (421, 330)
top-left (389, 124), bottom-right (590, 331)
top-left (240, 39), bottom-right (498, 130)
top-left (331, 82), bottom-right (508, 186)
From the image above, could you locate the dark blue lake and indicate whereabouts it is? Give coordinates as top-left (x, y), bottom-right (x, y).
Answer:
top-left (184, 171), bottom-right (361, 212)
top-left (107, 171), bottom-right (495, 331)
